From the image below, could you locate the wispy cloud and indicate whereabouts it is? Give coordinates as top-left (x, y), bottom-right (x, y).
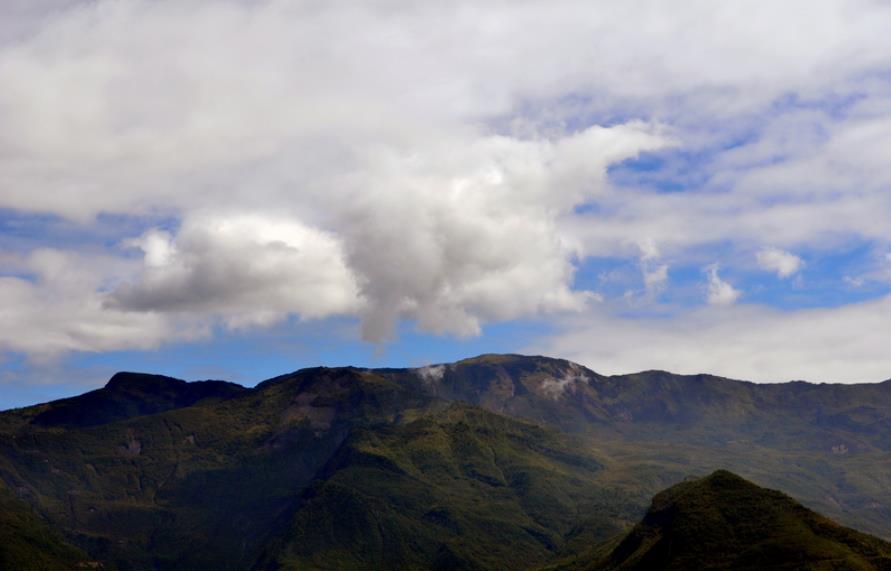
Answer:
top-left (757, 248), bottom-right (804, 279)
top-left (706, 265), bottom-right (741, 306)
top-left (533, 294), bottom-right (891, 383)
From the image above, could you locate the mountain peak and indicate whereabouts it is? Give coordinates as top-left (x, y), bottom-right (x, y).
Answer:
top-left (453, 353), bottom-right (580, 367)
top-left (594, 469), bottom-right (891, 570)
top-left (105, 371), bottom-right (188, 391)
top-left (31, 373), bottom-right (246, 428)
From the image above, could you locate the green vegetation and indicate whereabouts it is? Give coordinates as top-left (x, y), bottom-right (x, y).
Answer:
top-left (2, 354), bottom-right (891, 569)
top-left (583, 470), bottom-right (891, 570)
top-left (262, 404), bottom-right (637, 570)
top-left (0, 481), bottom-right (90, 570)
top-left (0, 367), bottom-right (434, 569)
top-left (376, 355), bottom-right (891, 539)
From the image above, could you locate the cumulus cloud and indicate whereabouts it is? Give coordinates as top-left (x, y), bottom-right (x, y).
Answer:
top-left (705, 265), bottom-right (741, 306)
top-left (109, 214), bottom-right (362, 328)
top-left (757, 247), bottom-right (804, 278)
top-left (97, 123), bottom-right (663, 343)
top-left (0, 0), bottom-right (890, 369)
top-left (0, 1), bottom-right (676, 351)
top-left (341, 125), bottom-right (664, 340)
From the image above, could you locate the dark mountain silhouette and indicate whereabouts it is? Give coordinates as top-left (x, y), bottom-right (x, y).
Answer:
top-left (585, 470), bottom-right (891, 570)
top-left (30, 372), bottom-right (246, 428)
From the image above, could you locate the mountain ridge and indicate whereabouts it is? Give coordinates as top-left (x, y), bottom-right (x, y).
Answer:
top-left (3, 353), bottom-right (891, 568)
top-left (8, 352), bottom-right (891, 416)
top-left (27, 372), bottom-right (246, 429)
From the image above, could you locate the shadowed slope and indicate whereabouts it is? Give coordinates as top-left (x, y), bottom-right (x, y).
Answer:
top-left (0, 482), bottom-right (90, 570)
top-left (27, 372), bottom-right (246, 428)
top-left (590, 470), bottom-right (891, 570)
top-left (0, 367), bottom-right (437, 570)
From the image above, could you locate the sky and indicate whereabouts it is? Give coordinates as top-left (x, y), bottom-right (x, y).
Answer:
top-left (2, 0), bottom-right (891, 408)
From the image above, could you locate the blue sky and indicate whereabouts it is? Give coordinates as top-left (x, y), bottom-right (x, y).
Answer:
top-left (3, 1), bottom-right (891, 409)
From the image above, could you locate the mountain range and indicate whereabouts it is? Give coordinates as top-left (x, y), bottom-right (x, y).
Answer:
top-left (2, 354), bottom-right (891, 569)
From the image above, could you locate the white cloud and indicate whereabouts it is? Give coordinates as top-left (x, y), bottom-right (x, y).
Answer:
top-left (0, 122), bottom-right (666, 352)
top-left (539, 366), bottom-right (590, 399)
top-left (0, 249), bottom-right (176, 356)
top-left (636, 239), bottom-right (670, 296)
top-left (415, 364), bottom-right (446, 384)
top-left (643, 264), bottom-right (669, 293)
top-left (706, 264), bottom-right (741, 306)
top-left (109, 213), bottom-right (362, 328)
top-left (568, 101), bottom-right (891, 262)
top-left (532, 295), bottom-right (891, 383)
top-left (339, 125), bottom-right (664, 341)
top-left (756, 247), bottom-right (804, 278)
top-left (1, 1), bottom-right (890, 224)
top-left (637, 239), bottom-right (661, 262)
top-left (0, 0), bottom-right (890, 362)
top-left (0, 0), bottom-right (678, 350)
